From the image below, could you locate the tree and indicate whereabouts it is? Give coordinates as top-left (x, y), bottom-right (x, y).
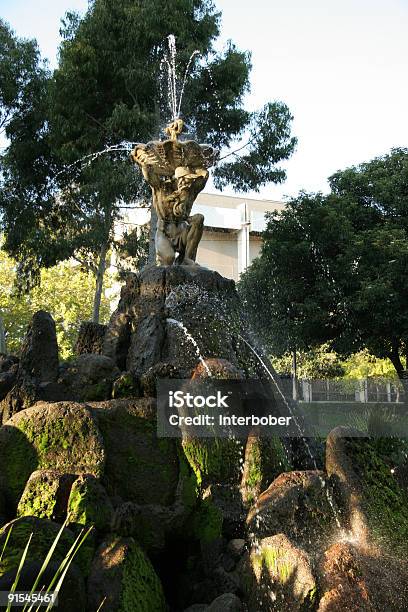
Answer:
top-left (0, 19), bottom-right (47, 134)
top-left (239, 149), bottom-right (408, 380)
top-left (272, 345), bottom-right (345, 380)
top-left (0, 248), bottom-right (112, 358)
top-left (1, 0), bottom-right (297, 322)
top-left (0, 20), bottom-right (64, 292)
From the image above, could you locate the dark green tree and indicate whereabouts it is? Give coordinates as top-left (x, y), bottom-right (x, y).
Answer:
top-left (1, 0), bottom-right (297, 322)
top-left (239, 148), bottom-right (408, 380)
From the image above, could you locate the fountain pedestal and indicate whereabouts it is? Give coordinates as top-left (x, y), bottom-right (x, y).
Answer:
top-left (103, 265), bottom-right (255, 379)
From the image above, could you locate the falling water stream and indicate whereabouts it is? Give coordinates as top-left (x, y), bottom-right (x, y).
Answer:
top-left (166, 315), bottom-right (342, 533)
top-left (166, 318), bottom-right (211, 376)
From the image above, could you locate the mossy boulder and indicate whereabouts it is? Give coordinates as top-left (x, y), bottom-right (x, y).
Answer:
top-left (189, 495), bottom-right (224, 546)
top-left (58, 354), bottom-right (120, 401)
top-left (241, 432), bottom-right (291, 507)
top-left (17, 470), bottom-right (76, 522)
top-left (317, 541), bottom-right (408, 611)
top-left (246, 470), bottom-right (340, 553)
top-left (112, 372), bottom-right (140, 399)
top-left (182, 437), bottom-right (243, 488)
top-left (87, 536), bottom-right (166, 612)
top-left (67, 474), bottom-right (114, 532)
top-left (326, 427), bottom-right (408, 556)
top-left (90, 398), bottom-right (179, 506)
top-left (0, 516), bottom-right (90, 578)
top-left (240, 533), bottom-right (316, 612)
top-left (0, 402), bottom-right (105, 510)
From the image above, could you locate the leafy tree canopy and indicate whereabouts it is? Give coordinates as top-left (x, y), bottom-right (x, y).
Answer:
top-left (0, 0), bottom-right (297, 317)
top-left (0, 248), bottom-right (112, 358)
top-left (239, 148), bottom-right (408, 378)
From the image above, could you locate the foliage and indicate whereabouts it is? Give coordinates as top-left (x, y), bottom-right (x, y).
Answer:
top-left (0, 249), bottom-right (112, 358)
top-left (271, 345), bottom-right (345, 379)
top-left (271, 346), bottom-right (395, 380)
top-left (0, 19), bottom-right (48, 134)
top-left (0, 518), bottom-right (92, 611)
top-left (115, 223), bottom-right (150, 278)
top-left (342, 350), bottom-right (396, 380)
top-left (239, 148), bottom-right (408, 377)
top-left (0, 0), bottom-right (296, 319)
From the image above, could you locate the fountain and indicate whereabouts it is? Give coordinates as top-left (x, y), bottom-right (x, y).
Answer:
top-left (1, 33), bottom-right (408, 612)
top-left (131, 117), bottom-right (218, 266)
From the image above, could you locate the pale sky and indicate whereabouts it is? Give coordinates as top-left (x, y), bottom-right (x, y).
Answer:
top-left (1, 0), bottom-right (407, 201)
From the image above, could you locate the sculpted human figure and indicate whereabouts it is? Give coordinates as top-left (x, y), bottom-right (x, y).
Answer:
top-left (131, 119), bottom-right (215, 266)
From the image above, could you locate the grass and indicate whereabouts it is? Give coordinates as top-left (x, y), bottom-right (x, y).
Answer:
top-left (0, 516), bottom-right (93, 612)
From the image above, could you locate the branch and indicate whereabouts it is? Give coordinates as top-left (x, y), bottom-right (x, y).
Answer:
top-left (73, 255), bottom-right (97, 275)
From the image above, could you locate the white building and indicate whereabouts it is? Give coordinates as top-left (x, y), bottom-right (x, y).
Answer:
top-left (194, 192), bottom-right (284, 281)
top-left (120, 192), bottom-right (284, 281)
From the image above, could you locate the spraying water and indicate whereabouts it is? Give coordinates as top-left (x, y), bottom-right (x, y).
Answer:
top-left (166, 317), bottom-right (211, 376)
top-left (238, 334), bottom-right (342, 530)
top-left (160, 34), bottom-right (200, 122)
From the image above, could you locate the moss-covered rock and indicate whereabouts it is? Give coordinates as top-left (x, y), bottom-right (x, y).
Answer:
top-left (58, 354), bottom-right (120, 402)
top-left (327, 427), bottom-right (408, 557)
top-left (112, 372), bottom-right (140, 399)
top-left (87, 536), bottom-right (166, 612)
top-left (240, 533), bottom-right (316, 612)
top-left (0, 516), bottom-right (90, 578)
top-left (241, 432), bottom-right (291, 507)
top-left (246, 470), bottom-right (340, 553)
top-left (182, 437), bottom-right (243, 488)
top-left (67, 474), bottom-right (113, 532)
top-left (17, 470), bottom-right (76, 522)
top-left (0, 402), bottom-right (105, 510)
top-left (90, 398), bottom-right (179, 506)
top-left (189, 496), bottom-right (224, 545)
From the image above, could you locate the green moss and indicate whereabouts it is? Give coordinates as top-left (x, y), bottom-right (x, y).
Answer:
top-left (190, 498), bottom-right (223, 544)
top-left (96, 407), bottom-right (179, 506)
top-left (112, 373), bottom-right (138, 399)
top-left (82, 380), bottom-right (111, 401)
top-left (67, 477), bottom-right (112, 533)
top-left (347, 437), bottom-right (408, 557)
top-left (176, 444), bottom-right (198, 511)
top-left (3, 421), bottom-right (38, 508)
top-left (253, 547), bottom-right (292, 584)
top-left (1, 408), bottom-right (104, 509)
top-left (120, 542), bottom-right (165, 612)
top-left (182, 437), bottom-right (241, 488)
top-left (242, 436), bottom-right (291, 506)
top-left (17, 479), bottom-right (58, 520)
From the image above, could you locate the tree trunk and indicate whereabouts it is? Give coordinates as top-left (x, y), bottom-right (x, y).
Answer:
top-left (0, 314), bottom-right (6, 354)
top-left (148, 205), bottom-right (157, 264)
top-left (388, 350), bottom-right (405, 379)
top-left (292, 349), bottom-right (297, 400)
top-left (387, 348), bottom-right (408, 400)
top-left (92, 242), bottom-right (108, 324)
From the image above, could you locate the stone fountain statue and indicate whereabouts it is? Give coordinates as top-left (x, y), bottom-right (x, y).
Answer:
top-left (131, 119), bottom-right (217, 266)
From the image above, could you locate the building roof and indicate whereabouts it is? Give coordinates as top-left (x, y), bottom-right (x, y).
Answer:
top-left (195, 192), bottom-right (284, 232)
